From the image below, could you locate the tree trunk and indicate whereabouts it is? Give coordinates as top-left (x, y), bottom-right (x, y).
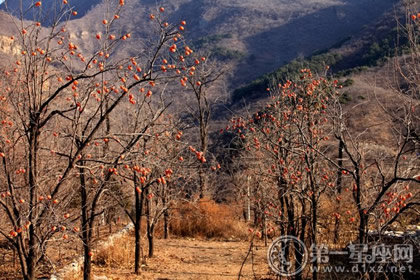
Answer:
top-left (146, 187), bottom-right (154, 258)
top-left (253, 206), bottom-right (259, 227)
top-left (162, 182), bottom-right (169, 239)
top-left (295, 201), bottom-right (307, 280)
top-left (134, 221), bottom-right (141, 274)
top-left (198, 167), bottom-right (207, 199)
top-left (83, 241), bottom-right (92, 280)
top-left (24, 127), bottom-right (39, 280)
top-left (80, 165), bottom-right (92, 280)
top-left (354, 170), bottom-right (366, 244)
top-left (96, 223), bottom-right (100, 238)
top-left (285, 196), bottom-right (295, 275)
top-left (262, 212), bottom-right (267, 246)
top-left (333, 216), bottom-right (341, 244)
top-left (359, 213), bottom-right (367, 244)
top-left (312, 196), bottom-right (318, 280)
top-left (198, 112), bottom-right (208, 198)
top-left (25, 248), bottom-right (36, 280)
top-left (134, 174), bottom-right (144, 275)
top-left (277, 177), bottom-right (287, 236)
top-left (15, 242), bottom-right (28, 280)
top-left (163, 209), bottom-right (169, 239)
top-left (279, 194), bottom-right (286, 236)
top-left (294, 246), bottom-right (303, 280)
top-left (246, 178), bottom-right (251, 222)
top-left (334, 139), bottom-right (344, 243)
top-left (147, 227), bottom-right (154, 258)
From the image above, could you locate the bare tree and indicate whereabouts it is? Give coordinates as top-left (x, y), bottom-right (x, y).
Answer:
top-left (183, 58), bottom-right (225, 198)
top-left (233, 70), bottom-right (339, 279)
top-left (0, 1), bottom-right (192, 279)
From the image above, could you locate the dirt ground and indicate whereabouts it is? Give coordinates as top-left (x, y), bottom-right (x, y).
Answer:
top-left (93, 238), bottom-right (277, 280)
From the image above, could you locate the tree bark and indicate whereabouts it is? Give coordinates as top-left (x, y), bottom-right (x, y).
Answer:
top-left (25, 126), bottom-right (39, 280)
top-left (311, 194), bottom-right (318, 280)
top-left (334, 139), bottom-right (344, 243)
top-left (359, 213), bottom-right (368, 244)
top-left (16, 244), bottom-right (28, 280)
top-left (162, 182), bottom-right (169, 239)
top-left (198, 104), bottom-right (209, 198)
top-left (146, 187), bottom-right (154, 258)
top-left (83, 241), bottom-right (92, 280)
top-left (25, 249), bottom-right (36, 280)
top-left (163, 209), bottom-right (169, 239)
top-left (147, 227), bottom-right (154, 258)
top-left (246, 177), bottom-right (251, 222)
top-left (134, 174), bottom-right (144, 275)
top-left (198, 166), bottom-right (207, 199)
top-left (295, 201), bottom-right (307, 280)
top-left (80, 164), bottom-right (92, 280)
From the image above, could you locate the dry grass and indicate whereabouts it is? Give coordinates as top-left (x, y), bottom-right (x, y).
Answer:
top-left (63, 270), bottom-right (83, 280)
top-left (169, 199), bottom-right (249, 240)
top-left (95, 237), bottom-right (134, 269)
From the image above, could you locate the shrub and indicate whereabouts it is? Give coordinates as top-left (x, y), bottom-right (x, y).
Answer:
top-left (169, 199), bottom-right (248, 239)
top-left (94, 238), bottom-right (133, 269)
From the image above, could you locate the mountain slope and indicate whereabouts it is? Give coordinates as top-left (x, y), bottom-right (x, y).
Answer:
top-left (7, 0), bottom-right (397, 88)
top-left (0, 0), bottom-right (402, 112)
top-left (232, 0), bottom-right (398, 86)
top-left (0, 0), bottom-right (399, 88)
top-left (231, 1), bottom-right (409, 106)
top-left (0, 0), bottom-right (102, 25)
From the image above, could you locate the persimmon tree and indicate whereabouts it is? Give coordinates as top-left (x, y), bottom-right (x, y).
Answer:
top-left (325, 6), bottom-right (420, 244)
top-left (181, 58), bottom-right (225, 198)
top-left (232, 70), bottom-right (339, 279)
top-left (61, 4), bottom-right (211, 280)
top-left (232, 63), bottom-right (418, 279)
top-left (110, 113), bottom-right (196, 274)
top-left (69, 7), bottom-right (220, 276)
top-left (0, 1), bottom-right (200, 279)
top-left (72, 87), bottom-right (174, 280)
top-left (326, 102), bottom-right (420, 245)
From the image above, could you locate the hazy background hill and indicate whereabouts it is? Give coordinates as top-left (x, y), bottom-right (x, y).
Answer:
top-left (0, 0), bottom-right (102, 23)
top-left (1, 0), bottom-right (399, 89)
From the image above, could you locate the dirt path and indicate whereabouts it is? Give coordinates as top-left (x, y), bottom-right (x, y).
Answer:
top-left (93, 238), bottom-right (275, 280)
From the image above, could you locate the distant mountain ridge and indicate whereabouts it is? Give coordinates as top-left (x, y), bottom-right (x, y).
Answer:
top-left (0, 0), bottom-right (102, 25)
top-left (230, 0), bottom-right (416, 107)
top-left (60, 0), bottom-right (399, 86)
top-left (0, 0), bottom-right (401, 96)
